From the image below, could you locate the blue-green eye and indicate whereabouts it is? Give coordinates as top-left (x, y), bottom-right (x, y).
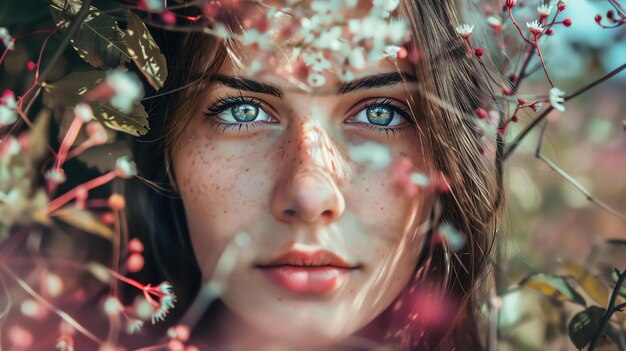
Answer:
top-left (366, 106), bottom-right (394, 126)
top-left (231, 103), bottom-right (259, 122)
top-left (353, 101), bottom-right (407, 128)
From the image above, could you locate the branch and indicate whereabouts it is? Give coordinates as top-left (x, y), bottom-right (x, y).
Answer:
top-left (588, 268), bottom-right (626, 351)
top-left (503, 62), bottom-right (626, 160)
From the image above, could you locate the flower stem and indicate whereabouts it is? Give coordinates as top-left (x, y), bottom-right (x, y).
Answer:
top-left (47, 171), bottom-right (117, 214)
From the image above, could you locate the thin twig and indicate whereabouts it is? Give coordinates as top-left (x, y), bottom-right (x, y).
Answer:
top-left (503, 62), bottom-right (626, 160)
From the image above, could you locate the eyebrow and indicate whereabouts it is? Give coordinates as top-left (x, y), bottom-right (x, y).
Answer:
top-left (210, 72), bottom-right (417, 97)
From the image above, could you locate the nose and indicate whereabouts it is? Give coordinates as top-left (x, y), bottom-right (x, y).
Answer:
top-left (271, 121), bottom-right (347, 224)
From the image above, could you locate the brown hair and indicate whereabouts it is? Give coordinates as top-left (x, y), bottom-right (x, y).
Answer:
top-left (128, 1), bottom-right (502, 349)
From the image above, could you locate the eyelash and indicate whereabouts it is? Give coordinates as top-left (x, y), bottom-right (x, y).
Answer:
top-left (202, 95), bottom-right (415, 136)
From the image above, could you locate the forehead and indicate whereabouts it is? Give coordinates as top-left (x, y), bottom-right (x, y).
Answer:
top-left (208, 0), bottom-right (412, 93)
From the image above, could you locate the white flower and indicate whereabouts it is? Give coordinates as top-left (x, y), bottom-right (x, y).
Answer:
top-left (348, 141), bottom-right (391, 170)
top-left (537, 4), bottom-right (553, 17)
top-left (348, 47), bottom-right (366, 69)
top-left (105, 70), bottom-right (143, 113)
top-left (373, 0), bottom-right (400, 12)
top-left (526, 20), bottom-right (544, 35)
top-left (74, 103), bottom-right (93, 122)
top-left (0, 27), bottom-right (14, 50)
top-left (115, 156), bottom-right (137, 178)
top-left (126, 319), bottom-right (144, 335)
top-left (549, 87), bottom-right (566, 112)
top-left (0, 90), bottom-right (17, 126)
top-left (44, 169), bottom-right (66, 184)
top-left (487, 16), bottom-right (502, 29)
top-left (307, 73), bottom-right (326, 88)
top-left (410, 172), bottom-right (430, 187)
top-left (455, 24), bottom-right (474, 39)
top-left (240, 29), bottom-right (273, 50)
top-left (383, 45), bottom-right (402, 59)
top-left (304, 51), bottom-right (331, 72)
top-left (143, 0), bottom-right (164, 11)
top-left (103, 296), bottom-right (123, 316)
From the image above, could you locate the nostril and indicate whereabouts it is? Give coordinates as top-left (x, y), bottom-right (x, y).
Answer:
top-left (321, 210), bottom-right (334, 218)
top-left (283, 209), bottom-right (296, 217)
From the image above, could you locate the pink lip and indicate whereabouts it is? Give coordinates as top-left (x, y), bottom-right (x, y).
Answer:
top-left (256, 250), bottom-right (358, 293)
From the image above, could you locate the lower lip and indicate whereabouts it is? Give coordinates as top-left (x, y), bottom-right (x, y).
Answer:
top-left (259, 266), bottom-right (352, 293)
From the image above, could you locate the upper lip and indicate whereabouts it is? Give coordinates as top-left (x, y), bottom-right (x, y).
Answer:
top-left (256, 250), bottom-right (358, 269)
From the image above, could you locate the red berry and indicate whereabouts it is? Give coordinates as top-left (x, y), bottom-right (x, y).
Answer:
top-left (475, 107), bottom-right (487, 119)
top-left (557, 0), bottom-right (566, 11)
top-left (126, 253), bottom-right (145, 273)
top-left (563, 18), bottom-right (572, 27)
top-left (607, 10), bottom-right (614, 20)
top-left (474, 48), bottom-right (484, 58)
top-left (595, 15), bottom-right (602, 23)
top-left (26, 61), bottom-right (36, 71)
top-left (128, 238), bottom-right (144, 253)
top-left (108, 194), bottom-right (125, 210)
top-left (546, 28), bottom-right (555, 35)
top-left (512, 115), bottom-right (519, 123)
top-left (161, 11), bottom-right (176, 25)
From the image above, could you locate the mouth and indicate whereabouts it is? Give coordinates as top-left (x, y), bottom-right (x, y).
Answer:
top-left (255, 250), bottom-right (359, 294)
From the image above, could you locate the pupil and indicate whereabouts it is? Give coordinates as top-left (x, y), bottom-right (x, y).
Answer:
top-left (232, 103), bottom-right (259, 122)
top-left (366, 106), bottom-right (394, 126)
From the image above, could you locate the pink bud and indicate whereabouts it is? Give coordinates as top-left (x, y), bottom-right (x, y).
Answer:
top-left (108, 193), bottom-right (125, 210)
top-left (474, 47), bottom-right (484, 58)
top-left (517, 98), bottom-right (527, 105)
top-left (167, 339), bottom-right (185, 351)
top-left (162, 11), bottom-right (176, 25)
top-left (502, 87), bottom-right (512, 95)
top-left (557, 0), bottom-right (566, 11)
top-left (607, 10), bottom-right (614, 20)
top-left (26, 61), bottom-right (36, 71)
top-left (128, 238), bottom-right (144, 253)
top-left (595, 14), bottom-right (602, 23)
top-left (546, 28), bottom-right (555, 35)
top-left (512, 115), bottom-right (519, 123)
top-left (101, 212), bottom-right (114, 224)
top-left (506, 0), bottom-right (517, 9)
top-left (475, 107), bottom-right (487, 119)
top-left (126, 253), bottom-right (145, 273)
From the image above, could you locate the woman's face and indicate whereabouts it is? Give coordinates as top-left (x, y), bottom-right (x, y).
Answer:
top-left (172, 43), bottom-right (435, 346)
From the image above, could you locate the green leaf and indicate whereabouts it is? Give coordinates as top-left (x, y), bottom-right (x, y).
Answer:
top-left (568, 306), bottom-right (606, 350)
top-left (90, 101), bottom-right (149, 136)
top-left (52, 206), bottom-right (113, 240)
top-left (49, 0), bottom-right (130, 69)
top-left (125, 11), bottom-right (168, 90)
top-left (44, 70), bottom-right (107, 105)
top-left (520, 273), bottom-right (586, 305)
top-left (561, 260), bottom-right (610, 307)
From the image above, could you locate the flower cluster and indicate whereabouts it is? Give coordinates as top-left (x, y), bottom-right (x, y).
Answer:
top-left (206, 0), bottom-right (409, 89)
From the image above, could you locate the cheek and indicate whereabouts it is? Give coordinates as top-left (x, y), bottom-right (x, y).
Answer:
top-left (172, 126), bottom-right (275, 277)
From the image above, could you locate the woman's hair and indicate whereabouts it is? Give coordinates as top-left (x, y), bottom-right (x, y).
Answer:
top-left (126, 0), bottom-right (502, 349)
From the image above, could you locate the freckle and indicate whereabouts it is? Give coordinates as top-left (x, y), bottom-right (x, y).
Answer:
top-left (223, 210), bottom-right (227, 214)
top-left (245, 168), bottom-right (249, 172)
top-left (380, 206), bottom-right (384, 211)
top-left (365, 187), bottom-right (369, 192)
top-left (350, 289), bottom-right (354, 294)
top-left (277, 297), bottom-right (282, 301)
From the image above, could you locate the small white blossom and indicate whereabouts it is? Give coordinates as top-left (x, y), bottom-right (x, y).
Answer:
top-left (549, 87), bottom-right (566, 112)
top-left (307, 73), bottom-right (326, 88)
top-left (0, 90), bottom-right (17, 126)
top-left (440, 223), bottom-right (465, 252)
top-left (348, 47), bottom-right (366, 69)
top-left (486, 16), bottom-right (502, 29)
top-left (45, 169), bottom-right (66, 185)
top-left (103, 296), bottom-right (123, 316)
top-left (115, 156), bottom-right (137, 178)
top-left (126, 319), bottom-right (144, 335)
top-left (349, 141), bottom-right (391, 170)
top-left (455, 24), bottom-right (474, 39)
top-left (0, 27), bottom-right (14, 50)
top-left (410, 172), bottom-right (430, 187)
top-left (74, 103), bottom-right (93, 122)
top-left (105, 70), bottom-right (143, 113)
top-left (143, 0), bottom-right (164, 11)
top-left (537, 4), bottom-right (553, 17)
top-left (373, 0), bottom-right (400, 12)
top-left (526, 20), bottom-right (544, 35)
top-left (383, 45), bottom-right (402, 59)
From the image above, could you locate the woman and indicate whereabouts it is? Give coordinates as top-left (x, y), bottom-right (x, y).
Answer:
top-left (128, 0), bottom-right (501, 349)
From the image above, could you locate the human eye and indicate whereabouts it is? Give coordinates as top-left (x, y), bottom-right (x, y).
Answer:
top-left (346, 98), bottom-right (415, 136)
top-left (202, 95), bottom-right (277, 133)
